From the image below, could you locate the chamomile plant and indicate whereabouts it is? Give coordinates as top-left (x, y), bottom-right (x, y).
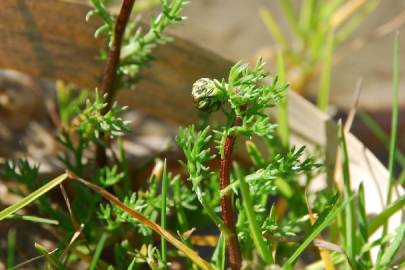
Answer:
top-left (177, 59), bottom-right (321, 268)
top-left (2, 0), bottom-right (405, 269)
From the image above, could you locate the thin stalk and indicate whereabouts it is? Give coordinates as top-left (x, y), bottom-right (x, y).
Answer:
top-left (89, 233), bottom-right (108, 270)
top-left (5, 214), bottom-right (59, 225)
top-left (339, 123), bottom-right (357, 269)
top-left (211, 234), bottom-right (226, 270)
top-left (385, 32), bottom-right (400, 209)
top-left (368, 195), bottom-right (405, 236)
top-left (317, 32), bottom-right (334, 112)
top-left (299, 0), bottom-right (315, 34)
top-left (220, 116), bottom-right (242, 270)
top-left (161, 159), bottom-right (168, 269)
top-left (7, 228), bottom-right (16, 270)
top-left (34, 243), bottom-right (67, 270)
top-left (358, 184), bottom-right (372, 265)
top-left (173, 176), bottom-right (189, 233)
top-left (321, 0), bottom-right (345, 20)
top-left (234, 163), bottom-right (273, 264)
top-left (276, 49), bottom-right (289, 147)
top-left (197, 186), bottom-right (232, 238)
top-left (69, 172), bottom-right (215, 270)
top-left (95, 0), bottom-right (136, 168)
top-left (330, 0), bottom-right (368, 30)
top-left (357, 110), bottom-right (405, 185)
top-left (304, 191), bottom-right (335, 270)
top-left (357, 111), bottom-right (394, 149)
top-left (335, 0), bottom-right (379, 44)
top-left (277, 0), bottom-right (302, 38)
top-left (259, 7), bottom-right (288, 50)
top-left (378, 32), bottom-right (400, 264)
top-left (118, 138), bottom-right (131, 191)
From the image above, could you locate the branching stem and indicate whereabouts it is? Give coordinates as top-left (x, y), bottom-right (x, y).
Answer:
top-left (220, 116), bottom-right (242, 270)
top-left (96, 0), bottom-right (136, 168)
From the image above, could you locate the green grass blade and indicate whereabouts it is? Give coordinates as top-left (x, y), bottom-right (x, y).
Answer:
top-left (357, 183), bottom-right (372, 266)
top-left (277, 49), bottom-right (289, 147)
top-left (5, 214), bottom-right (59, 225)
top-left (357, 111), bottom-right (405, 166)
top-left (377, 33), bottom-right (401, 265)
top-left (305, 253), bottom-right (346, 270)
top-left (234, 163), bottom-right (273, 264)
top-left (386, 32), bottom-right (400, 207)
top-left (283, 194), bottom-right (351, 268)
top-left (118, 137), bottom-right (131, 191)
top-left (299, 0), bottom-right (315, 34)
top-left (173, 175), bottom-right (189, 233)
top-left (259, 7), bottom-right (288, 49)
top-left (357, 184), bottom-right (368, 242)
top-left (321, 0), bottom-right (345, 20)
top-left (339, 123), bottom-right (357, 268)
top-left (277, 0), bottom-right (302, 37)
top-left (368, 195), bottom-right (405, 235)
top-left (358, 110), bottom-right (405, 185)
top-left (35, 243), bottom-right (67, 270)
top-left (0, 173), bottom-right (69, 221)
top-left (89, 233), bottom-right (108, 270)
top-left (7, 228), bottom-right (16, 270)
top-left (379, 223), bottom-right (405, 269)
top-left (161, 159), bottom-right (169, 269)
top-left (211, 234), bottom-right (226, 270)
top-left (317, 31), bottom-right (334, 111)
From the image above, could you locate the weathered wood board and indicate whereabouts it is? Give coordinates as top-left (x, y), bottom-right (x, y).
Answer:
top-left (0, 0), bottom-right (231, 124)
top-left (0, 0), bottom-right (403, 242)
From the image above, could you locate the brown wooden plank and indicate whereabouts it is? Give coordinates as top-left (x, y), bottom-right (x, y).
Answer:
top-left (0, 0), bottom-right (103, 86)
top-left (0, 0), bottom-right (232, 125)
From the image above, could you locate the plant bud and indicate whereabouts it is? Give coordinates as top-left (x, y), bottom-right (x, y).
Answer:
top-left (191, 78), bottom-right (224, 112)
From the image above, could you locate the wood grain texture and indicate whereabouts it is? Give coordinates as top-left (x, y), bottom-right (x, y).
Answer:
top-left (0, 0), bottom-right (403, 227)
top-left (0, 0), bottom-right (231, 125)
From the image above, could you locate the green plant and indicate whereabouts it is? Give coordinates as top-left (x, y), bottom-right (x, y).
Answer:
top-left (178, 59), bottom-right (321, 268)
top-left (1, 1), bottom-right (405, 270)
top-left (260, 0), bottom-right (379, 111)
top-left (2, 56), bottom-right (405, 270)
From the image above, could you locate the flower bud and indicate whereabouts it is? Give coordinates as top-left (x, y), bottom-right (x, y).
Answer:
top-left (191, 78), bottom-right (224, 112)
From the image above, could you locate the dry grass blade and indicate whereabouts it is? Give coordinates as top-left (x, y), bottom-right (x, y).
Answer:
top-left (335, 9), bottom-right (405, 65)
top-left (334, 79), bottom-right (362, 190)
top-left (14, 248), bottom-right (59, 269)
top-left (59, 184), bottom-right (92, 255)
top-left (263, 233), bottom-right (345, 254)
top-left (331, 0), bottom-right (369, 30)
top-left (67, 171), bottom-right (216, 270)
top-left (344, 79), bottom-right (362, 133)
top-left (61, 223), bottom-right (85, 262)
top-left (14, 223), bottom-right (84, 269)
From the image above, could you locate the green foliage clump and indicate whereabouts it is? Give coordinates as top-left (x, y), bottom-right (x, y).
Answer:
top-left (1, 1), bottom-right (405, 270)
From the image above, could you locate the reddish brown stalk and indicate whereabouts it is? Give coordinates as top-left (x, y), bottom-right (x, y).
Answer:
top-left (220, 116), bottom-right (242, 270)
top-left (95, 0), bottom-right (136, 168)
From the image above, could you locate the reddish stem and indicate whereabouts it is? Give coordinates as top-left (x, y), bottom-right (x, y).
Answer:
top-left (220, 116), bottom-right (242, 270)
top-left (95, 0), bottom-right (136, 168)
